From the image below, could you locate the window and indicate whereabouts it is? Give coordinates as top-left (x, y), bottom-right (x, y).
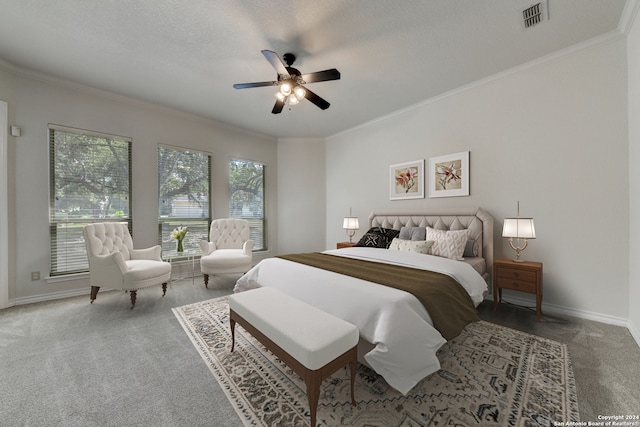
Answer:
top-left (229, 158), bottom-right (266, 251)
top-left (158, 146), bottom-right (211, 253)
top-left (49, 125), bottom-right (132, 276)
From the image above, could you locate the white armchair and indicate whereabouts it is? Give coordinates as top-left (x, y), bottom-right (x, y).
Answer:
top-left (199, 219), bottom-right (254, 288)
top-left (83, 222), bottom-right (172, 308)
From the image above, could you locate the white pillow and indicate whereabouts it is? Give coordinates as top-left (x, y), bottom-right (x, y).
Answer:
top-left (426, 227), bottom-right (470, 260)
top-left (388, 238), bottom-right (434, 254)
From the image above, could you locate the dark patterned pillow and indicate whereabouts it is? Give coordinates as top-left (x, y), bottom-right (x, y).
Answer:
top-left (355, 227), bottom-right (400, 248)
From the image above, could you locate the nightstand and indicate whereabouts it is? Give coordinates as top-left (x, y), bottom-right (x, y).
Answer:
top-left (493, 258), bottom-right (543, 321)
top-left (337, 242), bottom-right (356, 249)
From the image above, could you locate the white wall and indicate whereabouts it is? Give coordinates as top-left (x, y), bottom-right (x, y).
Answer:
top-left (0, 65), bottom-right (278, 303)
top-left (628, 9), bottom-right (640, 341)
top-left (325, 36), bottom-right (630, 322)
top-left (277, 138), bottom-right (326, 254)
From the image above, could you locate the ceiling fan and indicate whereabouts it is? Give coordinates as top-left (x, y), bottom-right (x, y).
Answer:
top-left (233, 50), bottom-right (341, 114)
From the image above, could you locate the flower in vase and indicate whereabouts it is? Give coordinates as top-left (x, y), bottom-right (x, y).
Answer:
top-left (170, 226), bottom-right (188, 241)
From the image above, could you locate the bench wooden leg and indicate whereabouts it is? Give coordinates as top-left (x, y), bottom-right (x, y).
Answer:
top-left (349, 357), bottom-right (356, 406)
top-left (306, 371), bottom-right (322, 427)
top-left (230, 317), bottom-right (236, 352)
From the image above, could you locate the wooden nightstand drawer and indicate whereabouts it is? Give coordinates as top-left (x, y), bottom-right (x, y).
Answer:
top-left (496, 277), bottom-right (537, 294)
top-left (496, 267), bottom-right (537, 283)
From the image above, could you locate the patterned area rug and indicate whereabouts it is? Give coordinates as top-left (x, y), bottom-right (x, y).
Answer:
top-left (173, 296), bottom-right (579, 426)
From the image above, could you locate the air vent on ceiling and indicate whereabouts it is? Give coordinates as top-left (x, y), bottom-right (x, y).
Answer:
top-left (522, 1), bottom-right (548, 28)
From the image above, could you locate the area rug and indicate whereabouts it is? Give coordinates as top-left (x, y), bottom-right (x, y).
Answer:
top-left (173, 296), bottom-right (580, 426)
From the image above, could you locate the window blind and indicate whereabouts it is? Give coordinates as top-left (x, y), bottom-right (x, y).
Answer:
top-left (229, 158), bottom-right (266, 251)
top-left (49, 125), bottom-right (132, 276)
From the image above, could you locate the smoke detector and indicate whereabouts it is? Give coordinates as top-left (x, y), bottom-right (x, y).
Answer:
top-left (522, 1), bottom-right (548, 28)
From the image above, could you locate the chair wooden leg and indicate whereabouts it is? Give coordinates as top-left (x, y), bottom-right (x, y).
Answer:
top-left (203, 274), bottom-right (209, 288)
top-left (162, 282), bottom-right (167, 296)
top-left (90, 286), bottom-right (100, 303)
top-left (130, 290), bottom-right (137, 309)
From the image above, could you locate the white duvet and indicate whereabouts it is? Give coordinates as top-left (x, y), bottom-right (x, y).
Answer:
top-left (233, 247), bottom-right (488, 395)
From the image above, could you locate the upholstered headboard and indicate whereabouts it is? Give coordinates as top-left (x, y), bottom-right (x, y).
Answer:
top-left (368, 207), bottom-right (494, 282)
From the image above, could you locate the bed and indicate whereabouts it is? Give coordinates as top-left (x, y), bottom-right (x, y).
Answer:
top-left (234, 208), bottom-right (493, 395)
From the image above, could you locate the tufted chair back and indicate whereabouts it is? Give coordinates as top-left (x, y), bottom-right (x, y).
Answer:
top-left (209, 219), bottom-right (251, 250)
top-left (84, 222), bottom-right (134, 260)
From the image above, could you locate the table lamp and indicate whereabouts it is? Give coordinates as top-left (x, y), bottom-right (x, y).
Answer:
top-left (502, 202), bottom-right (536, 262)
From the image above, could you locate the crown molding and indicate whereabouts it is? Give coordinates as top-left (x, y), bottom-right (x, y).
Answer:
top-left (619, 0), bottom-right (640, 35)
top-left (330, 29), bottom-right (626, 140)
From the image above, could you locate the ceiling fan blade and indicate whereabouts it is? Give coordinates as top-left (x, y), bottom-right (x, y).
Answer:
top-left (272, 98), bottom-right (286, 114)
top-left (301, 68), bottom-right (341, 84)
top-left (233, 81), bottom-right (277, 89)
top-left (303, 88), bottom-right (330, 110)
top-left (261, 50), bottom-right (290, 77)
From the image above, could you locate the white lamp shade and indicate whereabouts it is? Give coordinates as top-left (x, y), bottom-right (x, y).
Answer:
top-left (502, 218), bottom-right (536, 239)
top-left (343, 217), bottom-right (359, 230)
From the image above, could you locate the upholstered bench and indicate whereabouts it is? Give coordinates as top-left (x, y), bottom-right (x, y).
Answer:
top-left (228, 287), bottom-right (359, 426)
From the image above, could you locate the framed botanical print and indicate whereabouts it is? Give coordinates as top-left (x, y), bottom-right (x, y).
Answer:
top-left (429, 151), bottom-right (469, 198)
top-left (389, 159), bottom-right (424, 200)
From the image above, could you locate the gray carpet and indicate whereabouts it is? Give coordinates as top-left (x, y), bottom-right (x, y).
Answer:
top-left (1, 275), bottom-right (638, 426)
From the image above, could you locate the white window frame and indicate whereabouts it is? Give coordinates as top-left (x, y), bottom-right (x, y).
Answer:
top-left (158, 145), bottom-right (212, 255)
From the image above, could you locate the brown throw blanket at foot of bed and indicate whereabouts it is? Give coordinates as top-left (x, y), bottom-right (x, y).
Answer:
top-left (277, 252), bottom-right (479, 340)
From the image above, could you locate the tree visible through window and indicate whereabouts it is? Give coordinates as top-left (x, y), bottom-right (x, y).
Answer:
top-left (158, 146), bottom-right (211, 253)
top-left (229, 158), bottom-right (266, 251)
top-left (49, 125), bottom-right (131, 276)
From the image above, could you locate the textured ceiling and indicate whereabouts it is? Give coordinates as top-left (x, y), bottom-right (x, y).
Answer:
top-left (0, 0), bottom-right (629, 138)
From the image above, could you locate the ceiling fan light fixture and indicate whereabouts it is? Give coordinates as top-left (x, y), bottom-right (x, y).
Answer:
top-left (293, 85), bottom-right (306, 99)
top-left (275, 92), bottom-right (286, 102)
top-left (288, 94), bottom-right (300, 105)
top-left (280, 81), bottom-right (292, 96)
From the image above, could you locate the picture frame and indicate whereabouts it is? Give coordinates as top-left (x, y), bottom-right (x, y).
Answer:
top-left (429, 151), bottom-right (470, 198)
top-left (389, 159), bottom-right (424, 200)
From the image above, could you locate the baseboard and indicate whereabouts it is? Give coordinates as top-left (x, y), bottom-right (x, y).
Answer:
top-left (11, 287), bottom-right (89, 307)
top-left (485, 294), bottom-right (630, 328)
top-left (10, 272), bottom-right (204, 307)
top-left (628, 319), bottom-right (640, 348)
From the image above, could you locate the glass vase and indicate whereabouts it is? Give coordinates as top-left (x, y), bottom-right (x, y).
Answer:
top-left (177, 239), bottom-right (184, 252)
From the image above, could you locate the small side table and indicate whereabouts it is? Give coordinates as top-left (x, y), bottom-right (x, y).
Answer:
top-left (337, 242), bottom-right (356, 249)
top-left (493, 258), bottom-right (543, 321)
top-left (163, 249), bottom-right (199, 285)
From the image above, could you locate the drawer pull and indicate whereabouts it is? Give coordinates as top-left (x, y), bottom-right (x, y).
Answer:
top-left (512, 272), bottom-right (520, 278)
top-left (513, 282), bottom-right (519, 288)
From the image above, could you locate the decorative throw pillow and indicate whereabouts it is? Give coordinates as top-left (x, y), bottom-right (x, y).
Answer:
top-left (355, 227), bottom-right (400, 249)
top-left (426, 227), bottom-right (470, 260)
top-left (388, 238), bottom-right (434, 254)
top-left (398, 226), bottom-right (427, 241)
top-left (463, 239), bottom-right (479, 258)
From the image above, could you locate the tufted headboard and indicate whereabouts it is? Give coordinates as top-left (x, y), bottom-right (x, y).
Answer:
top-left (368, 207), bottom-right (494, 282)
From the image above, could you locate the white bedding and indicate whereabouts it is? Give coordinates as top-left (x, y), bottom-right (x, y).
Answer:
top-left (233, 247), bottom-right (488, 395)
